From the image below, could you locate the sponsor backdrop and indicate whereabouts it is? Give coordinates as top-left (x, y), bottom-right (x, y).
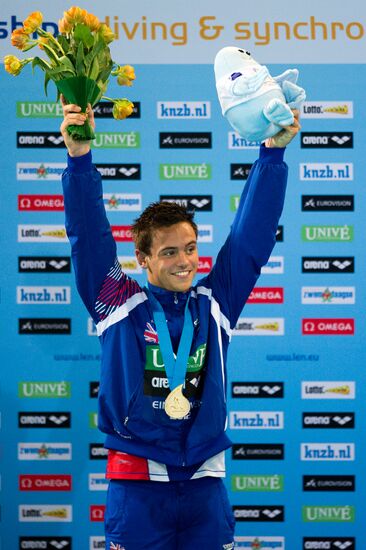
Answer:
top-left (0, 1), bottom-right (365, 549)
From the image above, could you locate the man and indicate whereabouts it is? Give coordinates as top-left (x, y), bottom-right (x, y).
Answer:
top-left (60, 99), bottom-right (299, 549)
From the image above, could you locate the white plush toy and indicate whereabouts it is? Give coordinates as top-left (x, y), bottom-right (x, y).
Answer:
top-left (214, 46), bottom-right (306, 142)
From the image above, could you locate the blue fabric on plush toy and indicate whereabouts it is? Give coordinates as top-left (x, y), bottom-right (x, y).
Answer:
top-left (214, 46), bottom-right (306, 142)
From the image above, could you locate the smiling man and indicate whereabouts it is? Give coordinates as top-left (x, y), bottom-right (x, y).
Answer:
top-left (60, 98), bottom-right (299, 550)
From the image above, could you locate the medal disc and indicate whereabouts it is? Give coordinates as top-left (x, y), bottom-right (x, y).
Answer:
top-left (165, 384), bottom-right (190, 419)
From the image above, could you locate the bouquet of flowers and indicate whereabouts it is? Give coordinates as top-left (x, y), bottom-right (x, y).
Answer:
top-left (4, 6), bottom-right (135, 140)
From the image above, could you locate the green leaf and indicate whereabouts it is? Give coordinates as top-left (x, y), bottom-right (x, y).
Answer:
top-left (44, 72), bottom-right (50, 96)
top-left (41, 42), bottom-right (60, 65)
top-left (76, 41), bottom-right (85, 76)
top-left (89, 56), bottom-right (99, 80)
top-left (47, 65), bottom-right (74, 77)
top-left (73, 23), bottom-right (94, 49)
top-left (31, 56), bottom-right (52, 74)
top-left (57, 35), bottom-right (70, 53)
top-left (58, 55), bottom-right (76, 74)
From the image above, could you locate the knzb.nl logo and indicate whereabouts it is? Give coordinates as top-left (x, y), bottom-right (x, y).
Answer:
top-left (300, 443), bottom-right (354, 461)
top-left (17, 287), bottom-right (71, 305)
top-left (157, 101), bottom-right (210, 119)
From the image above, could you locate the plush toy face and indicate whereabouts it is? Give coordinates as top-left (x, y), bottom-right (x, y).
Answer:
top-left (214, 47), bottom-right (259, 80)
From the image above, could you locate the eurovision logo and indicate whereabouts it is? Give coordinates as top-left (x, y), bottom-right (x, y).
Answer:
top-left (18, 318), bottom-right (71, 335)
top-left (94, 100), bottom-right (140, 118)
top-left (301, 195), bottom-right (354, 212)
top-left (159, 132), bottom-right (212, 148)
top-left (89, 382), bottom-right (99, 398)
top-left (232, 444), bottom-right (284, 461)
top-left (303, 475), bottom-right (355, 492)
top-left (301, 132), bottom-right (353, 149)
top-left (230, 163), bottom-right (253, 180)
top-left (157, 101), bottom-right (210, 119)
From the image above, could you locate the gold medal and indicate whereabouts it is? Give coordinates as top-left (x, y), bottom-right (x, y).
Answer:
top-left (165, 384), bottom-right (190, 419)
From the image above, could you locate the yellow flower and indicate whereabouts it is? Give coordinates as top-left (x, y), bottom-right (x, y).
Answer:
top-left (112, 99), bottom-right (134, 120)
top-left (99, 23), bottom-right (115, 44)
top-left (23, 11), bottom-right (43, 34)
top-left (11, 28), bottom-right (30, 50)
top-left (4, 54), bottom-right (22, 76)
top-left (84, 13), bottom-right (100, 32)
top-left (64, 6), bottom-right (87, 25)
top-left (116, 65), bottom-right (135, 86)
top-left (38, 36), bottom-right (49, 50)
top-left (58, 17), bottom-right (73, 34)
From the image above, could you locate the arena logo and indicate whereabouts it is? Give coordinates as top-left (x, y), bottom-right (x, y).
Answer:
top-left (92, 132), bottom-right (140, 148)
top-left (302, 225), bottom-right (353, 242)
top-left (18, 318), bottom-right (71, 335)
top-left (228, 132), bottom-right (261, 149)
top-left (300, 443), bottom-right (354, 461)
top-left (301, 287), bottom-right (355, 305)
top-left (19, 536), bottom-right (72, 549)
top-left (17, 286), bottom-right (71, 305)
top-left (303, 475), bottom-right (355, 492)
top-left (233, 505), bottom-right (284, 522)
top-left (19, 475), bottom-right (72, 492)
top-left (198, 257), bottom-right (212, 273)
top-left (18, 412), bottom-right (71, 428)
top-left (96, 163), bottom-right (141, 180)
top-left (89, 444), bottom-right (108, 459)
top-left (90, 382), bottom-right (99, 398)
top-left (303, 537), bottom-right (355, 549)
top-left (111, 226), bottom-right (134, 242)
top-left (19, 505), bottom-right (72, 522)
top-left (235, 537), bottom-right (284, 549)
top-left (197, 224), bottom-right (213, 243)
top-left (89, 473), bottom-right (108, 491)
top-left (103, 193), bottom-right (141, 211)
top-left (231, 474), bottom-right (284, 492)
top-left (234, 318), bottom-right (284, 336)
top-left (117, 256), bottom-right (142, 274)
top-left (302, 505), bottom-right (354, 523)
top-left (18, 381), bottom-right (71, 398)
top-left (18, 443), bottom-right (72, 461)
top-left (17, 132), bottom-right (65, 148)
top-left (159, 163), bottom-right (211, 180)
top-left (18, 195), bottom-right (65, 211)
top-left (302, 412), bottom-right (355, 429)
top-left (94, 100), bottom-right (140, 118)
top-left (301, 132), bottom-right (353, 148)
top-left (18, 225), bottom-right (68, 243)
top-left (17, 162), bottom-right (66, 180)
top-left (302, 195), bottom-right (354, 212)
top-left (230, 411), bottom-right (284, 430)
top-left (18, 256), bottom-right (71, 273)
top-left (230, 163), bottom-right (253, 180)
top-left (159, 195), bottom-right (212, 211)
top-left (247, 287), bottom-right (284, 304)
top-left (261, 256), bottom-right (284, 274)
top-left (232, 382), bottom-right (284, 398)
top-left (302, 257), bottom-right (354, 274)
top-left (159, 132), bottom-right (212, 148)
top-left (299, 163), bottom-right (353, 181)
top-left (301, 101), bottom-right (353, 119)
top-left (301, 381), bottom-right (355, 399)
top-left (90, 505), bottom-right (105, 522)
top-left (302, 319), bottom-right (354, 335)
top-left (16, 101), bottom-right (64, 118)
top-left (157, 101), bottom-right (211, 119)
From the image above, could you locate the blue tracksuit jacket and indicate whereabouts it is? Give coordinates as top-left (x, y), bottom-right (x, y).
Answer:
top-left (62, 145), bottom-right (287, 468)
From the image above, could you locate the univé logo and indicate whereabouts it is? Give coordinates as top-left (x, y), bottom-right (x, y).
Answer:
top-left (302, 319), bottom-right (354, 335)
top-left (302, 505), bottom-right (355, 522)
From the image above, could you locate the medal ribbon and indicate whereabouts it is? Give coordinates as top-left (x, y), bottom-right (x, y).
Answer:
top-left (145, 286), bottom-right (193, 390)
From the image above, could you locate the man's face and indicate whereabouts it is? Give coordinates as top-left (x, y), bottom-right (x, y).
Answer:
top-left (136, 222), bottom-right (198, 292)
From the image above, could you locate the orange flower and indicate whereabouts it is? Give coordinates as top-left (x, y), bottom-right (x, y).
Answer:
top-left (112, 99), bottom-right (134, 120)
top-left (58, 17), bottom-right (73, 34)
top-left (116, 65), bottom-right (135, 86)
top-left (38, 36), bottom-right (49, 50)
top-left (64, 6), bottom-right (87, 25)
top-left (11, 28), bottom-right (30, 50)
top-left (99, 23), bottom-right (114, 44)
top-left (23, 11), bottom-right (43, 34)
top-left (84, 13), bottom-right (100, 32)
top-left (4, 54), bottom-right (22, 76)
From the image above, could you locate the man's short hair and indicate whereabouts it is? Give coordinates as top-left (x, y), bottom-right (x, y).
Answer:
top-left (131, 201), bottom-right (198, 254)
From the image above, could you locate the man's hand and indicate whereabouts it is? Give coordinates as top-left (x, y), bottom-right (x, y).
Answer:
top-left (264, 109), bottom-right (300, 148)
top-left (60, 95), bottom-right (95, 157)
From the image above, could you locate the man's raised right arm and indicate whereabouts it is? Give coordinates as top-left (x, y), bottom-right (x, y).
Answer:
top-left (60, 99), bottom-right (117, 323)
